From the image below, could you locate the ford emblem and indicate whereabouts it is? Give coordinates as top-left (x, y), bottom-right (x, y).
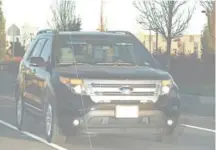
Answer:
top-left (119, 86), bottom-right (133, 95)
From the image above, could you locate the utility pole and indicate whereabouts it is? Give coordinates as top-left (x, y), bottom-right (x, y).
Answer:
top-left (97, 0), bottom-right (105, 32)
top-left (12, 27), bottom-right (15, 57)
top-left (100, 0), bottom-right (104, 31)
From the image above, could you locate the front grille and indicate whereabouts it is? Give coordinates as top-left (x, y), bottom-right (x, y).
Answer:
top-left (87, 80), bottom-right (161, 97)
top-left (91, 83), bottom-right (156, 88)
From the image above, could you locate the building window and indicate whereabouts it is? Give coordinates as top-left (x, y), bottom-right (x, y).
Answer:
top-left (189, 35), bottom-right (194, 42)
top-left (182, 42), bottom-right (185, 54)
top-left (194, 42), bottom-right (198, 53)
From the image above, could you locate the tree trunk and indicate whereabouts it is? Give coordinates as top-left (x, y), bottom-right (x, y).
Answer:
top-left (167, 37), bottom-right (172, 71)
top-left (167, 3), bottom-right (173, 71)
top-left (156, 30), bottom-right (158, 52)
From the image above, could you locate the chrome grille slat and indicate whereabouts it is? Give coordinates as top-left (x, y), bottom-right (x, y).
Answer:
top-left (92, 87), bottom-right (156, 93)
top-left (100, 92), bottom-right (155, 96)
top-left (84, 80), bottom-right (161, 102)
top-left (91, 83), bottom-right (156, 88)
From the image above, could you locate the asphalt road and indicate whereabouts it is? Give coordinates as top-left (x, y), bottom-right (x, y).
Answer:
top-left (0, 70), bottom-right (215, 150)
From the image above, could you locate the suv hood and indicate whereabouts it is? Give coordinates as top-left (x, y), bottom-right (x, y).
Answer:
top-left (55, 65), bottom-right (171, 80)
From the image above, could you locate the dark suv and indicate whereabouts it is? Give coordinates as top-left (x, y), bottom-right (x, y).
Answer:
top-left (15, 29), bottom-right (180, 143)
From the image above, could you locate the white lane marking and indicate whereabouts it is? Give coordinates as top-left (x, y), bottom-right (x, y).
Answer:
top-left (0, 120), bottom-right (17, 130)
top-left (0, 120), bottom-right (68, 150)
top-left (182, 124), bottom-right (216, 133)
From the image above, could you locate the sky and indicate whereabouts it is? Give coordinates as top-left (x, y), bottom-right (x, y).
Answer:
top-left (2, 0), bottom-right (207, 35)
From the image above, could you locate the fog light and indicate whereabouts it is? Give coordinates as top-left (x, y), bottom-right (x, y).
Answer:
top-left (73, 119), bottom-right (79, 126)
top-left (167, 119), bottom-right (173, 126)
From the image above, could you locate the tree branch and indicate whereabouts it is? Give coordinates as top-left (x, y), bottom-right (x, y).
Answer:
top-left (200, 1), bottom-right (214, 12)
top-left (48, 0), bottom-right (82, 31)
top-left (134, 0), bottom-right (195, 39)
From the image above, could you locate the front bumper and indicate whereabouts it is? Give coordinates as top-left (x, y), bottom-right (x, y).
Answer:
top-left (56, 86), bottom-right (180, 130)
top-left (75, 109), bottom-right (167, 129)
top-left (68, 102), bottom-right (179, 130)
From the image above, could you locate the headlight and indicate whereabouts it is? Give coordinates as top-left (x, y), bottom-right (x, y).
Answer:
top-left (59, 77), bottom-right (86, 94)
top-left (161, 80), bottom-right (172, 95)
top-left (73, 84), bottom-right (86, 94)
top-left (162, 86), bottom-right (170, 94)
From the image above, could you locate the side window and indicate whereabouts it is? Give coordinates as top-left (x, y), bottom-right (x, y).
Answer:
top-left (40, 39), bottom-right (52, 62)
top-left (31, 39), bottom-right (47, 57)
top-left (23, 39), bottom-right (37, 60)
top-left (29, 39), bottom-right (47, 59)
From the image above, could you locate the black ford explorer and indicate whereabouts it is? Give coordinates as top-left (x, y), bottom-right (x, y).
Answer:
top-left (15, 30), bottom-right (180, 144)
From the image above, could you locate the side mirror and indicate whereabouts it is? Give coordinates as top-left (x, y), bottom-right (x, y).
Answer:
top-left (29, 57), bottom-right (46, 67)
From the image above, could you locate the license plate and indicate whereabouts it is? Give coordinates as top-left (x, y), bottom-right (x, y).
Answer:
top-left (115, 105), bottom-right (139, 118)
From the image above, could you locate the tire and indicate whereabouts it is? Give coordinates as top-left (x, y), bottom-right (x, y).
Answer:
top-left (44, 97), bottom-right (66, 144)
top-left (44, 90), bottom-right (80, 144)
top-left (155, 127), bottom-right (172, 143)
top-left (16, 92), bottom-right (25, 131)
top-left (164, 126), bottom-right (175, 135)
top-left (155, 123), bottom-right (177, 142)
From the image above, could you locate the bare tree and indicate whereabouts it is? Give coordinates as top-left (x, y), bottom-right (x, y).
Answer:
top-left (133, 0), bottom-right (195, 68)
top-left (200, 1), bottom-right (215, 38)
top-left (200, 0), bottom-right (214, 12)
top-left (200, 1), bottom-right (215, 60)
top-left (49, 0), bottom-right (82, 31)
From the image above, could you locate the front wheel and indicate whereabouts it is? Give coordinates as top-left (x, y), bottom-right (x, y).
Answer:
top-left (16, 94), bottom-right (25, 130)
top-left (155, 116), bottom-right (179, 142)
top-left (44, 100), bottom-right (66, 144)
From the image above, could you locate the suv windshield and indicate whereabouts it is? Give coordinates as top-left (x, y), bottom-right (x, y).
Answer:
top-left (54, 35), bottom-right (157, 67)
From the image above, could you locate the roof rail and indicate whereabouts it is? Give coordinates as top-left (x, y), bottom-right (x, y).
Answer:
top-left (36, 29), bottom-right (58, 35)
top-left (106, 30), bottom-right (142, 42)
top-left (107, 30), bottom-right (149, 49)
top-left (106, 30), bottom-right (134, 36)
